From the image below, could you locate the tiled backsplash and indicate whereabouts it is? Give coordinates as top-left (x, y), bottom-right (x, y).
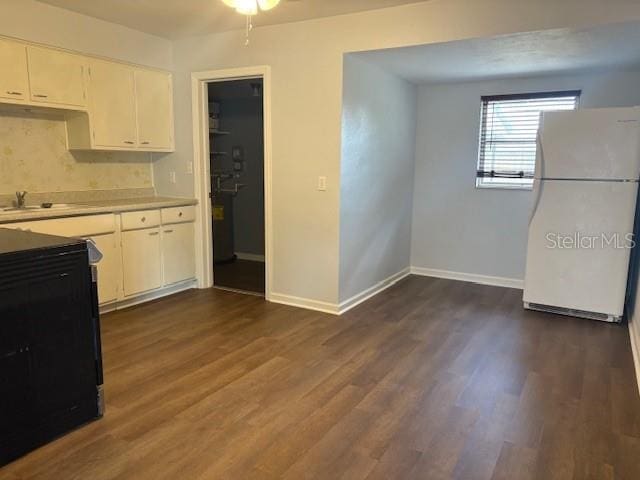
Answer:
top-left (0, 110), bottom-right (153, 194)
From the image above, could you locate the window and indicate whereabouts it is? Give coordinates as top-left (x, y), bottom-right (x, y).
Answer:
top-left (476, 91), bottom-right (580, 189)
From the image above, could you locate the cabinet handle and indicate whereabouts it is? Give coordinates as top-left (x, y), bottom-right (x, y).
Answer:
top-left (33, 94), bottom-right (48, 98)
top-left (178, 212), bottom-right (183, 217)
top-left (164, 229), bottom-right (174, 234)
top-left (124, 141), bottom-right (135, 145)
top-left (149, 231), bottom-right (159, 236)
top-left (6, 91), bottom-right (22, 96)
top-left (141, 217), bottom-right (146, 222)
top-left (141, 141), bottom-right (150, 145)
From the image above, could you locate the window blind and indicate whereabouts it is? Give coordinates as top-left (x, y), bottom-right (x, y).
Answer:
top-left (476, 91), bottom-right (580, 189)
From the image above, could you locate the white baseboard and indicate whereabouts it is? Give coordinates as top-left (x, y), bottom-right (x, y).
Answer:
top-left (270, 268), bottom-right (411, 316)
top-left (410, 266), bottom-right (524, 289)
top-left (269, 267), bottom-right (522, 316)
top-left (629, 319), bottom-right (640, 397)
top-left (235, 252), bottom-right (266, 262)
top-left (338, 267), bottom-right (411, 315)
top-left (100, 280), bottom-right (197, 314)
top-left (269, 292), bottom-right (340, 315)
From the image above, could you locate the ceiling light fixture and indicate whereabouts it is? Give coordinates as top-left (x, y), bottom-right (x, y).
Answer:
top-left (221, 0), bottom-right (282, 45)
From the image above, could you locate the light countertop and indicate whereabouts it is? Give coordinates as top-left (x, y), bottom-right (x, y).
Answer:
top-left (0, 196), bottom-right (197, 224)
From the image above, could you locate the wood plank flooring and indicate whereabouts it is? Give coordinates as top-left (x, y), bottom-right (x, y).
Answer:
top-left (2, 275), bottom-right (640, 479)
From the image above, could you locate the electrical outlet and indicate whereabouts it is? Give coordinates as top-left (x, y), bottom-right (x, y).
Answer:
top-left (318, 176), bottom-right (327, 191)
top-left (187, 162), bottom-right (193, 174)
top-left (169, 171), bottom-right (177, 184)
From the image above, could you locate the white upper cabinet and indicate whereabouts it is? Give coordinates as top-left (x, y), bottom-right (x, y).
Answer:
top-left (0, 39), bottom-right (174, 152)
top-left (27, 46), bottom-right (87, 108)
top-left (0, 39), bottom-right (29, 102)
top-left (88, 60), bottom-right (138, 149)
top-left (135, 69), bottom-right (174, 151)
top-left (69, 60), bottom-right (175, 152)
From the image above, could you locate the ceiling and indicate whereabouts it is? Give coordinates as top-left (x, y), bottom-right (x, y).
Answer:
top-left (36, 0), bottom-right (424, 39)
top-left (356, 22), bottom-right (640, 84)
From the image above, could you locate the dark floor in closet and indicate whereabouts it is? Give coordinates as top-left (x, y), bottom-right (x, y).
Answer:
top-left (214, 259), bottom-right (265, 294)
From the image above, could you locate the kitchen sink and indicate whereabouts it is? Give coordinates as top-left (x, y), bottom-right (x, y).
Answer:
top-left (0, 204), bottom-right (82, 214)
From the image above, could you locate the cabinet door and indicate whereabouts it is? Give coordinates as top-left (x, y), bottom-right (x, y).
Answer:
top-left (135, 69), bottom-right (174, 150)
top-left (89, 60), bottom-right (137, 148)
top-left (0, 39), bottom-right (29, 102)
top-left (162, 222), bottom-right (196, 286)
top-left (86, 234), bottom-right (120, 305)
top-left (122, 228), bottom-right (162, 296)
top-left (27, 46), bottom-right (87, 107)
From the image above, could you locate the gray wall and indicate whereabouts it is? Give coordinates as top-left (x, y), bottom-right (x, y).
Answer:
top-left (339, 55), bottom-right (417, 303)
top-left (0, 0), bottom-right (172, 70)
top-left (153, 1), bottom-right (640, 306)
top-left (209, 81), bottom-right (265, 257)
top-left (411, 69), bottom-right (640, 281)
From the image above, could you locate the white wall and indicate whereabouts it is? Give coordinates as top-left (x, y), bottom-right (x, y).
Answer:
top-left (0, 0), bottom-right (172, 69)
top-left (411, 69), bottom-right (640, 281)
top-left (3, 0), bottom-right (640, 308)
top-left (156, 0), bottom-right (640, 307)
top-left (339, 55), bottom-right (416, 303)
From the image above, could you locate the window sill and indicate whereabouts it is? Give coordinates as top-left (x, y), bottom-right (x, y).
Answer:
top-left (475, 183), bottom-right (533, 191)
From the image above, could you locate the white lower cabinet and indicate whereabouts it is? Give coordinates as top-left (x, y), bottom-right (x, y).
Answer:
top-left (2, 205), bottom-right (195, 308)
top-left (122, 227), bottom-right (163, 297)
top-left (162, 223), bottom-right (196, 286)
top-left (1, 214), bottom-right (121, 306)
top-left (121, 206), bottom-right (195, 298)
top-left (85, 233), bottom-right (120, 304)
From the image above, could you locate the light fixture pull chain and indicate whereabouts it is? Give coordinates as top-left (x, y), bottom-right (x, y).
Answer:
top-left (245, 15), bottom-right (253, 46)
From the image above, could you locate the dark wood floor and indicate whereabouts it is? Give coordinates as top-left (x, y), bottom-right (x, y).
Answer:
top-left (3, 276), bottom-right (640, 479)
top-left (214, 259), bottom-right (265, 294)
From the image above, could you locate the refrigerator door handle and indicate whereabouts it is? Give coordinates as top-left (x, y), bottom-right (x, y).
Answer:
top-left (529, 132), bottom-right (546, 226)
top-left (529, 179), bottom-right (544, 226)
top-left (536, 131), bottom-right (545, 179)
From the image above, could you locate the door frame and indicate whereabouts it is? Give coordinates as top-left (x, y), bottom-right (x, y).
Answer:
top-left (191, 66), bottom-right (273, 300)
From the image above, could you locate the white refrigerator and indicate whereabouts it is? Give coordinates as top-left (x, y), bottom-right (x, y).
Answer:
top-left (523, 106), bottom-right (640, 322)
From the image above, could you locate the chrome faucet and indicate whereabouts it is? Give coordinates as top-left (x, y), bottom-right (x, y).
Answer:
top-left (15, 191), bottom-right (27, 208)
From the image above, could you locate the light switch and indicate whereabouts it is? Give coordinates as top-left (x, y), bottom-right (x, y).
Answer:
top-left (186, 162), bottom-right (193, 174)
top-left (169, 171), bottom-right (177, 184)
top-left (318, 176), bottom-right (327, 191)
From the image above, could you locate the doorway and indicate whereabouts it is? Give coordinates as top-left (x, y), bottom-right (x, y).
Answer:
top-left (207, 79), bottom-right (266, 295)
